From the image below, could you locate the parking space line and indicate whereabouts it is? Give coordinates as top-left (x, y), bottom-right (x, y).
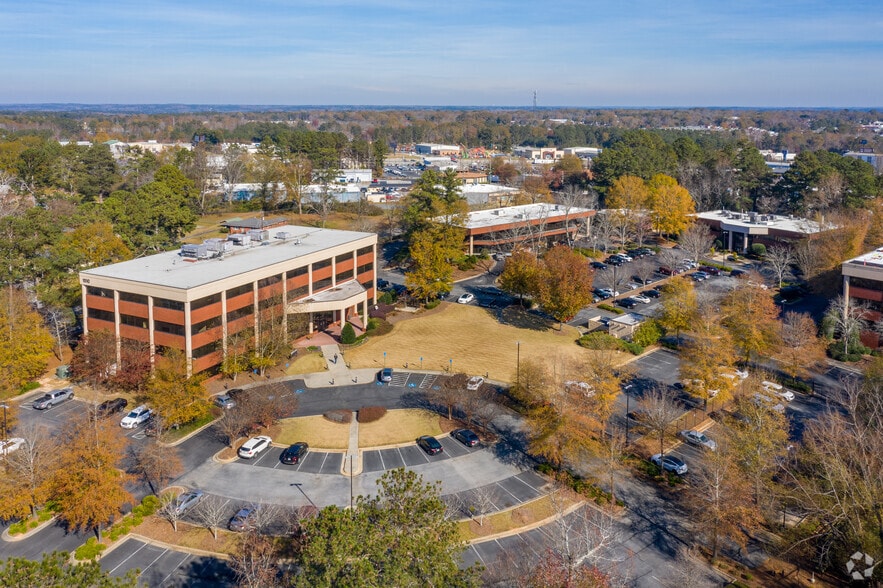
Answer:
top-left (108, 541), bottom-right (150, 575)
top-left (468, 545), bottom-right (487, 567)
top-left (319, 452), bottom-right (329, 470)
top-left (159, 552), bottom-right (192, 586)
top-left (511, 474), bottom-right (543, 493)
top-left (252, 450), bottom-right (270, 467)
top-left (377, 451), bottom-right (385, 471)
top-left (137, 548), bottom-right (170, 581)
top-left (494, 481), bottom-right (522, 504)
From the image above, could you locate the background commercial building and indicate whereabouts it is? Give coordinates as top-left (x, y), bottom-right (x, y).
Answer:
top-left (694, 210), bottom-right (828, 252)
top-left (460, 203), bottom-right (595, 254)
top-left (841, 247), bottom-right (883, 347)
top-left (80, 225), bottom-right (377, 375)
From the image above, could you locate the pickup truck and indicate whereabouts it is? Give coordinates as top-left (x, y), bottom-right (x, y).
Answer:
top-left (32, 387), bottom-right (74, 410)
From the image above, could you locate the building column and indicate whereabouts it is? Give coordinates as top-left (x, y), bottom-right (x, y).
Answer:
top-left (81, 284), bottom-right (89, 336)
top-left (469, 234), bottom-right (474, 255)
top-left (363, 299), bottom-right (369, 327)
top-left (147, 296), bottom-right (156, 365)
top-left (309, 312), bottom-right (314, 334)
top-left (183, 301), bottom-right (193, 377)
top-left (727, 231), bottom-right (733, 251)
top-left (741, 232), bottom-right (748, 252)
top-left (113, 290), bottom-right (121, 367)
top-left (221, 291), bottom-right (229, 356)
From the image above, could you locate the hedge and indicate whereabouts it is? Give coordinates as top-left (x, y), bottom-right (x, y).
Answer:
top-left (597, 304), bottom-right (625, 314)
top-left (357, 406), bottom-right (387, 423)
top-left (324, 409), bottom-right (353, 424)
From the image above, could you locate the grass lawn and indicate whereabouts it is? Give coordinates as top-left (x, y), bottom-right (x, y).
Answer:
top-left (275, 415), bottom-right (350, 449)
top-left (162, 413), bottom-right (216, 443)
top-left (344, 303), bottom-right (606, 381)
top-left (285, 351), bottom-right (326, 375)
top-left (135, 516), bottom-right (240, 556)
top-left (358, 409), bottom-right (442, 447)
top-left (456, 493), bottom-right (582, 541)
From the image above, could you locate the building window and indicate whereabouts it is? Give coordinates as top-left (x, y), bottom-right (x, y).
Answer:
top-left (312, 259), bottom-right (331, 271)
top-left (286, 266), bottom-right (308, 280)
top-left (192, 341), bottom-right (221, 359)
top-left (226, 283), bottom-right (253, 299)
top-left (87, 286), bottom-right (114, 298)
top-left (335, 253), bottom-right (352, 266)
top-left (289, 284), bottom-right (309, 300)
top-left (88, 308), bottom-right (115, 322)
top-left (155, 321), bottom-right (185, 337)
top-left (357, 245), bottom-right (373, 257)
top-left (154, 298), bottom-right (185, 311)
top-left (227, 306), bottom-right (253, 322)
top-left (191, 293), bottom-right (221, 310)
top-left (118, 291), bottom-right (147, 305)
top-left (191, 316), bottom-right (222, 335)
top-left (336, 267), bottom-right (354, 281)
top-left (259, 295), bottom-right (282, 311)
top-left (313, 277), bottom-right (332, 292)
top-left (357, 261), bottom-right (374, 274)
top-left (258, 274), bottom-right (282, 289)
top-left (120, 314), bottom-right (148, 329)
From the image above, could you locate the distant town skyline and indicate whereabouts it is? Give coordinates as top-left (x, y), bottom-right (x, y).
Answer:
top-left (2, 0), bottom-right (881, 107)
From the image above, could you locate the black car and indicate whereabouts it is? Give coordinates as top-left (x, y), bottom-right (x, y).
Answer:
top-left (280, 442), bottom-right (309, 465)
top-left (95, 397), bottom-right (128, 418)
top-left (590, 261), bottom-right (608, 270)
top-left (616, 297), bottom-right (638, 309)
top-left (730, 269), bottom-right (747, 278)
top-left (606, 256), bottom-right (624, 266)
top-left (592, 288), bottom-right (610, 300)
top-left (416, 435), bottom-right (443, 455)
top-left (644, 289), bottom-right (661, 298)
top-left (377, 278), bottom-right (390, 290)
top-left (451, 429), bottom-right (479, 447)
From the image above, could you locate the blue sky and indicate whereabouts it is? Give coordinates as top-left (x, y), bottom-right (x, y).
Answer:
top-left (1, 0), bottom-right (881, 106)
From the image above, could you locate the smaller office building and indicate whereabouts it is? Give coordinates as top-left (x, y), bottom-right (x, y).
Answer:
top-left (694, 210), bottom-right (828, 253)
top-left (841, 247), bottom-right (883, 347)
top-left (415, 143), bottom-right (461, 156)
top-left (460, 203), bottom-right (595, 254)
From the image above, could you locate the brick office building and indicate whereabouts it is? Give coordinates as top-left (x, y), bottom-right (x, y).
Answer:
top-left (79, 225), bottom-right (377, 375)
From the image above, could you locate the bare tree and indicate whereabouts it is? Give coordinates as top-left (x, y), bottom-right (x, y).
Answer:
top-left (678, 223), bottom-right (713, 264)
top-left (229, 529), bottom-right (279, 588)
top-left (636, 386), bottom-right (683, 455)
top-left (427, 373), bottom-right (467, 420)
top-left (598, 433), bottom-right (627, 506)
top-left (825, 295), bottom-right (866, 356)
top-left (222, 145), bottom-right (248, 202)
top-left (589, 211), bottom-right (615, 253)
top-left (765, 244), bottom-right (794, 288)
top-left (2, 423), bottom-right (58, 517)
top-left (557, 185), bottom-right (597, 246)
top-left (216, 406), bottom-right (250, 448)
top-left (663, 547), bottom-right (715, 588)
top-left (463, 386), bottom-right (502, 433)
top-left (195, 495), bottom-right (231, 541)
top-left (157, 491), bottom-right (184, 532)
top-left (44, 307), bottom-right (72, 361)
top-left (462, 485), bottom-right (497, 527)
top-left (632, 258), bottom-right (656, 286)
top-left (793, 238), bottom-right (822, 281)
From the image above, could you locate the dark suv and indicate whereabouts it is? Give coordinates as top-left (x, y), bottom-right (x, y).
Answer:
top-left (95, 397), bottom-right (128, 418)
top-left (416, 435), bottom-right (443, 455)
top-left (280, 442), bottom-right (309, 465)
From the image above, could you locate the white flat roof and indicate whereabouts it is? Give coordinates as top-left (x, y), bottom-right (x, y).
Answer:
top-left (845, 247), bottom-right (883, 268)
top-left (463, 203), bottom-right (594, 230)
top-left (81, 225), bottom-right (374, 291)
top-left (695, 210), bottom-right (824, 234)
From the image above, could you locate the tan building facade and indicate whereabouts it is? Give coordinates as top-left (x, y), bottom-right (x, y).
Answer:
top-left (80, 225), bottom-right (377, 375)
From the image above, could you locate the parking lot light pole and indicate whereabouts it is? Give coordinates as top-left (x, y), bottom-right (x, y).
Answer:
top-left (516, 341), bottom-right (521, 386)
top-left (290, 483), bottom-right (317, 510)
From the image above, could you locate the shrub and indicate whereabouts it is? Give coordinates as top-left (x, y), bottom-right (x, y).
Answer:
top-left (379, 291), bottom-right (395, 305)
top-left (367, 317), bottom-right (381, 330)
top-left (621, 341), bottom-right (645, 355)
top-left (597, 304), bottom-right (624, 314)
top-left (8, 521), bottom-right (27, 535)
top-left (140, 494), bottom-right (160, 515)
top-left (829, 340), bottom-right (869, 362)
top-left (357, 406), bottom-right (387, 423)
top-left (750, 243), bottom-right (766, 257)
top-left (340, 323), bottom-right (357, 344)
top-left (425, 299), bottom-right (441, 310)
top-left (578, 332), bottom-right (621, 350)
top-left (366, 319), bottom-right (393, 337)
top-left (455, 255), bottom-right (479, 271)
top-left (632, 319), bottom-right (663, 347)
top-left (323, 409), bottom-right (353, 424)
top-left (19, 381), bottom-right (40, 394)
top-left (74, 537), bottom-right (107, 561)
top-left (780, 377), bottom-right (812, 394)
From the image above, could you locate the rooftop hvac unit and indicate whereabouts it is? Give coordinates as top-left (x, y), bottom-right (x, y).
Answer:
top-left (228, 234), bottom-right (251, 246)
top-left (181, 244), bottom-right (210, 259)
top-left (248, 229), bottom-right (269, 242)
top-left (204, 238), bottom-right (231, 253)
top-left (275, 231), bottom-right (290, 240)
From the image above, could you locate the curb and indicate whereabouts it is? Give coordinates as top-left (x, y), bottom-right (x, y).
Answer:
top-left (160, 417), bottom-right (220, 448)
top-left (98, 530), bottom-right (231, 562)
top-left (466, 500), bottom-right (587, 545)
top-left (1, 515), bottom-right (57, 542)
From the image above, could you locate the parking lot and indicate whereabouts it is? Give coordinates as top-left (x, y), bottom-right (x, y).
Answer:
top-left (361, 434), bottom-right (484, 473)
top-left (101, 538), bottom-right (234, 587)
top-left (236, 446), bottom-right (343, 475)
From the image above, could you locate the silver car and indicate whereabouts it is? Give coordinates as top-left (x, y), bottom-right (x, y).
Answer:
top-left (32, 388), bottom-right (74, 410)
top-left (680, 429), bottom-right (717, 451)
top-left (173, 490), bottom-right (205, 515)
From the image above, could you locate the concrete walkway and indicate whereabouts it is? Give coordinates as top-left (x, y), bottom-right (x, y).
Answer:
top-left (319, 344), bottom-right (349, 383)
top-left (342, 410), bottom-right (362, 476)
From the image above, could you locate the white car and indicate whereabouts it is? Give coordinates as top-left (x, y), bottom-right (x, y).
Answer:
top-left (238, 435), bottom-right (272, 459)
top-left (632, 294), bottom-right (651, 304)
top-left (120, 405), bottom-right (152, 428)
top-left (753, 393), bottom-right (786, 413)
top-left (0, 437), bottom-right (25, 455)
top-left (457, 293), bottom-right (475, 304)
top-left (466, 376), bottom-right (484, 391)
top-left (774, 389), bottom-right (795, 402)
top-left (680, 430), bottom-right (717, 451)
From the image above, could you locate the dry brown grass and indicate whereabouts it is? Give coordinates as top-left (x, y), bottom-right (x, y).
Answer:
top-left (455, 493), bottom-right (582, 541)
top-left (285, 351), bottom-right (326, 375)
top-left (275, 415), bottom-right (350, 449)
top-left (344, 304), bottom-right (601, 381)
top-left (133, 516), bottom-right (240, 556)
top-left (357, 409), bottom-right (442, 447)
